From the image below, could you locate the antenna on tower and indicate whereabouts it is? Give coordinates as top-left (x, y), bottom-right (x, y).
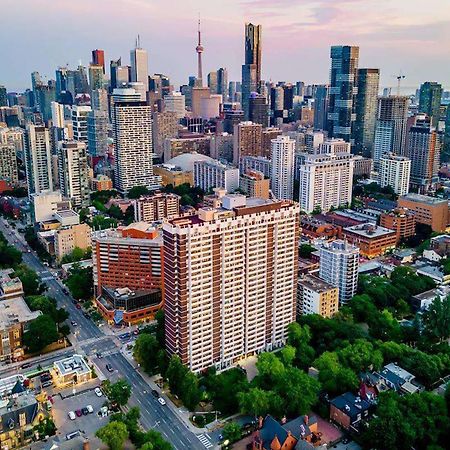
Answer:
top-left (396, 71), bottom-right (406, 96)
top-left (138, 34), bottom-right (141, 48)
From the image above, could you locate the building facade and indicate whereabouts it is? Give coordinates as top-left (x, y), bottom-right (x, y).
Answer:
top-left (133, 192), bottom-right (180, 222)
top-left (233, 121), bottom-right (263, 164)
top-left (379, 154), bottom-right (411, 196)
top-left (0, 144), bottom-right (18, 184)
top-left (297, 274), bottom-right (339, 318)
top-left (193, 159), bottom-right (240, 193)
top-left (270, 135), bottom-right (295, 200)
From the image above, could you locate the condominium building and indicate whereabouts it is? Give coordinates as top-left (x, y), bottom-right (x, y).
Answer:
top-left (418, 82), bottom-right (442, 127)
top-left (54, 223), bottom-right (91, 261)
top-left (163, 91), bottom-right (186, 119)
top-left (163, 196), bottom-right (300, 372)
top-left (193, 159), bottom-right (240, 193)
top-left (262, 127), bottom-right (282, 158)
top-left (152, 111), bottom-right (180, 158)
top-left (270, 135), bottom-right (295, 200)
top-left (240, 155), bottom-right (271, 178)
top-left (71, 105), bottom-right (91, 144)
top-left (380, 208), bottom-right (416, 243)
top-left (163, 136), bottom-right (211, 161)
top-left (240, 170), bottom-right (270, 199)
top-left (87, 109), bottom-right (108, 157)
top-left (30, 190), bottom-right (63, 223)
top-left (353, 156), bottom-right (373, 177)
top-left (298, 140), bottom-right (354, 213)
top-left (233, 121), bottom-right (263, 165)
top-left (91, 174), bottom-right (113, 192)
top-left (0, 144), bottom-right (18, 184)
top-left (58, 141), bottom-right (90, 208)
top-left (210, 133), bottom-right (234, 163)
top-left (24, 124), bottom-right (53, 196)
top-left (398, 193), bottom-right (449, 232)
top-left (297, 274), bottom-right (339, 318)
top-left (92, 222), bottom-right (163, 296)
top-left (134, 192), bottom-right (180, 222)
top-left (343, 224), bottom-right (397, 258)
top-left (319, 240), bottom-right (359, 305)
top-left (379, 154), bottom-right (411, 196)
top-left (112, 92), bottom-right (160, 194)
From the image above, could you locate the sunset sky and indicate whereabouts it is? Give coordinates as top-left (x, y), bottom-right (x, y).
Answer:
top-left (2, 0), bottom-right (450, 92)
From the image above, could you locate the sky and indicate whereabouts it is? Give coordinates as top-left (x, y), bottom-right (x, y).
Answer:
top-left (1, 0), bottom-right (450, 93)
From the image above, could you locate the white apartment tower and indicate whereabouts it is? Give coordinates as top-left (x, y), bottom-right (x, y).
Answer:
top-left (163, 91), bottom-right (186, 119)
top-left (24, 124), bottom-right (53, 196)
top-left (193, 159), bottom-right (240, 193)
top-left (58, 141), bottom-right (90, 208)
top-left (163, 197), bottom-right (300, 372)
top-left (319, 240), bottom-right (359, 305)
top-left (298, 139), bottom-right (354, 213)
top-left (71, 105), bottom-right (91, 144)
top-left (112, 95), bottom-right (160, 194)
top-left (379, 154), bottom-right (411, 196)
top-left (270, 135), bottom-right (295, 200)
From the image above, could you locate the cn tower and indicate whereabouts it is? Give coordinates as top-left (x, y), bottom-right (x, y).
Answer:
top-left (195, 17), bottom-right (204, 87)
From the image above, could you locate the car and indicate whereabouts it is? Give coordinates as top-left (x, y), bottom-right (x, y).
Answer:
top-left (151, 389), bottom-right (159, 398)
top-left (21, 363), bottom-right (32, 369)
top-left (106, 364), bottom-right (113, 372)
top-left (71, 321), bottom-right (78, 326)
top-left (83, 312), bottom-right (90, 318)
top-left (75, 409), bottom-right (82, 417)
top-left (76, 304), bottom-right (81, 309)
top-left (68, 411), bottom-right (76, 420)
top-left (81, 407), bottom-right (89, 416)
top-left (94, 387), bottom-right (103, 397)
top-left (72, 299), bottom-right (77, 304)
top-left (66, 431), bottom-right (80, 440)
top-left (40, 372), bottom-right (51, 382)
top-left (62, 288), bottom-right (69, 295)
top-left (96, 352), bottom-right (103, 359)
top-left (27, 249), bottom-right (31, 253)
top-left (157, 397), bottom-right (166, 406)
top-left (86, 404), bottom-right (94, 414)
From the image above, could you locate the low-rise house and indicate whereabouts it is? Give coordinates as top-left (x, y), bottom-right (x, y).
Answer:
top-left (0, 270), bottom-right (24, 300)
top-left (430, 234), bottom-right (450, 257)
top-left (329, 392), bottom-right (370, 430)
top-left (413, 261), bottom-right (450, 285)
top-left (374, 363), bottom-right (423, 394)
top-left (411, 285), bottom-right (450, 311)
top-left (422, 249), bottom-right (443, 263)
top-left (392, 248), bottom-right (416, 265)
top-left (53, 354), bottom-right (91, 386)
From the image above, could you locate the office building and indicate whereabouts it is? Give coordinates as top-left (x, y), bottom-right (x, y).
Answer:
top-left (191, 87), bottom-right (211, 117)
top-left (58, 141), bottom-right (90, 208)
top-left (24, 125), bottom-right (53, 195)
top-left (419, 82), bottom-right (442, 127)
top-left (297, 274), bottom-right (339, 318)
top-left (193, 159), bottom-right (240, 193)
top-left (152, 111), bottom-right (180, 158)
top-left (319, 240), bottom-right (359, 304)
top-left (353, 155), bottom-right (373, 177)
top-left (30, 190), bottom-right (63, 223)
top-left (298, 139), bottom-right (354, 213)
top-left (0, 86), bottom-right (7, 107)
top-left (249, 92), bottom-right (268, 127)
top-left (92, 87), bottom-right (108, 113)
top-left (134, 192), bottom-right (180, 222)
top-left (163, 196), bottom-right (299, 372)
top-left (36, 83), bottom-right (56, 123)
top-left (405, 115), bottom-right (440, 193)
top-left (343, 224), bottom-right (397, 258)
top-left (270, 135), bottom-right (295, 200)
top-left (54, 223), bottom-right (91, 261)
top-left (71, 105), bottom-right (91, 144)
top-left (379, 154), bottom-right (411, 196)
top-left (354, 69), bottom-right (380, 156)
top-left (0, 144), bottom-right (18, 184)
top-left (112, 92), bottom-right (159, 193)
top-left (217, 68), bottom-right (228, 101)
top-left (87, 109), bottom-right (108, 157)
top-left (233, 121), bottom-right (263, 164)
top-left (373, 96), bottom-right (409, 167)
top-left (130, 43), bottom-right (149, 89)
top-left (444, 106), bottom-right (450, 159)
top-left (110, 58), bottom-right (129, 91)
top-left (210, 133), bottom-right (233, 162)
top-left (92, 49), bottom-right (105, 73)
top-left (398, 193), bottom-right (449, 232)
top-left (163, 91), bottom-right (186, 119)
top-left (380, 208), bottom-right (416, 243)
top-left (88, 64), bottom-right (104, 92)
top-left (239, 170), bottom-right (270, 199)
top-left (163, 136), bottom-right (211, 161)
top-left (313, 85), bottom-right (329, 130)
top-left (92, 222), bottom-right (163, 296)
top-left (207, 71), bottom-right (218, 93)
top-left (327, 46), bottom-right (359, 142)
top-left (240, 155), bottom-right (271, 178)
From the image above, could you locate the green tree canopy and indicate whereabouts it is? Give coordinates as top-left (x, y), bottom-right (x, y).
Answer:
top-left (23, 314), bottom-right (59, 353)
top-left (96, 421), bottom-right (129, 450)
top-left (107, 379), bottom-right (131, 406)
top-left (422, 296), bottom-right (450, 344)
top-left (13, 264), bottom-right (44, 296)
top-left (133, 334), bottom-right (160, 375)
top-left (222, 422), bottom-right (242, 444)
top-left (128, 186), bottom-right (151, 199)
top-left (65, 263), bottom-right (93, 300)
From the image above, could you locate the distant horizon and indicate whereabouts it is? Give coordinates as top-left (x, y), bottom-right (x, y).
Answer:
top-left (2, 0), bottom-right (450, 92)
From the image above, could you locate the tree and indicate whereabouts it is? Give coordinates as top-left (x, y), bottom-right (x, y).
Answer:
top-left (96, 421), bottom-right (129, 450)
top-left (349, 294), bottom-right (378, 323)
top-left (13, 265), bottom-right (44, 296)
top-left (166, 355), bottom-right (187, 396)
top-left (65, 263), bottom-right (93, 300)
top-left (338, 340), bottom-right (383, 372)
top-left (222, 422), bottom-right (242, 444)
top-left (91, 214), bottom-right (118, 230)
top-left (133, 334), bottom-right (160, 375)
top-left (155, 309), bottom-right (165, 347)
top-left (23, 315), bottom-right (59, 353)
top-left (141, 430), bottom-right (172, 450)
top-left (128, 185), bottom-right (151, 199)
top-left (180, 371), bottom-right (202, 411)
top-left (0, 240), bottom-right (22, 268)
top-left (26, 295), bottom-right (68, 325)
top-left (108, 204), bottom-right (124, 220)
top-left (255, 352), bottom-right (285, 389)
top-left (280, 345), bottom-right (296, 367)
top-left (60, 247), bottom-right (90, 265)
top-left (367, 309), bottom-right (402, 341)
top-left (299, 244), bottom-right (316, 259)
top-left (422, 296), bottom-right (450, 343)
top-left (287, 322), bottom-right (316, 370)
top-left (108, 379), bottom-right (131, 406)
top-left (238, 387), bottom-right (274, 417)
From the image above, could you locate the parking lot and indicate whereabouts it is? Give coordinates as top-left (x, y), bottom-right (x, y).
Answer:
top-left (51, 387), bottom-right (108, 440)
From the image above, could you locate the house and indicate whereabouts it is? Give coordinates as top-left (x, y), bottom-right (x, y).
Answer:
top-left (392, 248), bottom-right (416, 265)
top-left (251, 415), bottom-right (322, 450)
top-left (411, 285), bottom-right (450, 311)
top-left (413, 261), bottom-right (450, 285)
top-left (422, 249), bottom-right (443, 263)
top-left (329, 392), bottom-right (370, 430)
top-left (374, 363), bottom-right (423, 394)
top-left (53, 354), bottom-right (91, 386)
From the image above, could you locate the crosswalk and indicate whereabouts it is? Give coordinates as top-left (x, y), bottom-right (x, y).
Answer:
top-left (197, 434), bottom-right (213, 449)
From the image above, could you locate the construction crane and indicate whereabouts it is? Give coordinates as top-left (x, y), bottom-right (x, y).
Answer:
top-left (396, 72), bottom-right (406, 96)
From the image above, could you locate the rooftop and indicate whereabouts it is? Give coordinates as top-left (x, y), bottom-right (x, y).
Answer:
top-left (0, 374), bottom-right (26, 397)
top-left (330, 392), bottom-right (370, 418)
top-left (53, 354), bottom-right (90, 377)
top-left (400, 193), bottom-right (447, 205)
top-left (344, 223), bottom-right (396, 239)
top-left (299, 274), bottom-right (336, 293)
top-left (0, 297), bottom-right (41, 329)
top-left (165, 152), bottom-right (215, 172)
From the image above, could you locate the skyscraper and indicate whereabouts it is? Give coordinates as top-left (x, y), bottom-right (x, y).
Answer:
top-left (110, 58), bottom-right (130, 92)
top-left (87, 109), bottom-right (109, 157)
top-left (88, 64), bottom-right (104, 92)
top-left (0, 144), bottom-right (18, 184)
top-left (36, 83), bottom-right (56, 123)
top-left (112, 89), bottom-right (159, 193)
top-left (58, 141), bottom-right (90, 208)
top-left (327, 46), bottom-right (359, 143)
top-left (130, 39), bottom-right (149, 89)
top-left (233, 121), bottom-right (263, 164)
top-left (0, 85), bottom-right (7, 107)
top-left (249, 92), bottom-right (269, 127)
top-left (242, 23), bottom-right (262, 120)
top-left (419, 82), bottom-right (442, 127)
top-left (207, 71), bottom-right (218, 93)
top-left (217, 68), bottom-right (228, 101)
top-left (24, 125), bottom-right (53, 196)
top-left (313, 85), bottom-right (328, 131)
top-left (354, 68), bottom-right (380, 156)
top-left (319, 240), bottom-right (359, 305)
top-left (373, 96), bottom-right (409, 168)
top-left (92, 49), bottom-right (105, 74)
top-left (270, 135), bottom-right (295, 200)
top-left (163, 196), bottom-right (299, 372)
top-left (444, 106), bottom-right (450, 161)
top-left (71, 105), bottom-right (91, 144)
top-left (163, 91), bottom-right (186, 119)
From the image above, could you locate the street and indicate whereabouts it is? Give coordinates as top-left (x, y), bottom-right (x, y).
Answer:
top-left (0, 218), bottom-right (210, 450)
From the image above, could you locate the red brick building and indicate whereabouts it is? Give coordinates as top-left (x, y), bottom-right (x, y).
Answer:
top-left (380, 208), bottom-right (416, 243)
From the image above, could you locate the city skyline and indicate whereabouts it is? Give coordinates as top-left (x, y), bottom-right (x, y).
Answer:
top-left (2, 0), bottom-right (450, 92)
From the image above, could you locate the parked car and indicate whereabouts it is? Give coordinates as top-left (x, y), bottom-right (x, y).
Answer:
top-left (62, 288), bottom-right (69, 295)
top-left (42, 381), bottom-right (53, 388)
top-left (81, 407), bottom-right (89, 416)
top-left (157, 397), bottom-right (166, 406)
top-left (151, 389), bottom-right (159, 398)
top-left (76, 304), bottom-right (81, 309)
top-left (21, 362), bottom-right (31, 369)
top-left (95, 387), bottom-right (103, 397)
top-left (106, 364), bottom-right (113, 373)
top-left (71, 321), bottom-right (78, 326)
top-left (86, 404), bottom-right (94, 414)
top-left (75, 409), bottom-right (82, 417)
top-left (68, 411), bottom-right (76, 420)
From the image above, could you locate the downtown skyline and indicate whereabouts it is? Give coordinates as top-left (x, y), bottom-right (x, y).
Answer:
top-left (2, 0), bottom-right (450, 92)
